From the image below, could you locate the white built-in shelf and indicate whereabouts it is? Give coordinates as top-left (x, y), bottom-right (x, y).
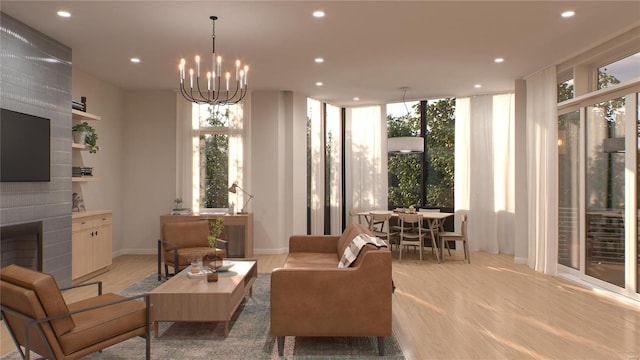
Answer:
top-left (72, 109), bottom-right (101, 121)
top-left (72, 177), bottom-right (99, 183)
top-left (72, 143), bottom-right (91, 150)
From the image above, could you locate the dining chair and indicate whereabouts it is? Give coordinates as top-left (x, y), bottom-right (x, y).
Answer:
top-left (438, 213), bottom-right (469, 263)
top-left (368, 212), bottom-right (398, 250)
top-left (398, 213), bottom-right (425, 261)
top-left (418, 208), bottom-right (446, 255)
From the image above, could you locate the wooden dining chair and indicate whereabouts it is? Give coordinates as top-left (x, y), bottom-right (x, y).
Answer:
top-left (398, 213), bottom-right (425, 261)
top-left (418, 208), bottom-right (448, 255)
top-left (368, 212), bottom-right (398, 250)
top-left (438, 213), bottom-right (470, 263)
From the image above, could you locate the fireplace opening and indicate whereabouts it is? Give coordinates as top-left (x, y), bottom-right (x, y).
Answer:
top-left (1, 221), bottom-right (43, 271)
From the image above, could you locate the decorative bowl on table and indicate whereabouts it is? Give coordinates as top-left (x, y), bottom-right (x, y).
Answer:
top-left (208, 260), bottom-right (235, 272)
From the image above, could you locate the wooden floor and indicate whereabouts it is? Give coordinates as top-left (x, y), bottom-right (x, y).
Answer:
top-left (2, 251), bottom-right (639, 359)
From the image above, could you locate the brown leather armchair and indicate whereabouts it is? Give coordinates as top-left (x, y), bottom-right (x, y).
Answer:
top-left (157, 220), bottom-right (227, 280)
top-left (0, 264), bottom-right (150, 360)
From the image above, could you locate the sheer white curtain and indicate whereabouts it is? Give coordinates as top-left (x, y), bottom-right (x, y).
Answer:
top-left (345, 105), bottom-right (388, 219)
top-left (455, 94), bottom-right (515, 254)
top-left (326, 104), bottom-right (342, 235)
top-left (308, 99), bottom-right (324, 234)
top-left (525, 66), bottom-right (558, 275)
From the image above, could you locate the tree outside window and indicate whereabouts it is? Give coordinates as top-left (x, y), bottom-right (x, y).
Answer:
top-left (198, 105), bottom-right (230, 209)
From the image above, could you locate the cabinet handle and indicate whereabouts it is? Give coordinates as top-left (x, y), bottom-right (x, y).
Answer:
top-left (81, 221), bottom-right (86, 225)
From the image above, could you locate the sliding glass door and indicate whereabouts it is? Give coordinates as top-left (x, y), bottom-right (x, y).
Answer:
top-left (585, 97), bottom-right (627, 287)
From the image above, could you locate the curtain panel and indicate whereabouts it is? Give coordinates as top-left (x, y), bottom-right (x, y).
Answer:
top-left (345, 106), bottom-right (388, 221)
top-left (455, 94), bottom-right (515, 254)
top-left (525, 66), bottom-right (559, 275)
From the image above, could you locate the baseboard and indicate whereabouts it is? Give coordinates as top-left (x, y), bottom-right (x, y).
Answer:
top-left (514, 256), bottom-right (528, 265)
top-left (253, 247), bottom-right (289, 255)
top-left (112, 248), bottom-right (156, 257)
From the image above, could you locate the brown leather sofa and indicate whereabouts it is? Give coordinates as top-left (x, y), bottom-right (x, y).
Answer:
top-left (157, 220), bottom-right (227, 280)
top-left (270, 223), bottom-right (393, 356)
top-left (0, 264), bottom-right (150, 360)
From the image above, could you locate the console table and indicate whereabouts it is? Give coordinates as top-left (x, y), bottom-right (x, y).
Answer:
top-left (160, 213), bottom-right (254, 258)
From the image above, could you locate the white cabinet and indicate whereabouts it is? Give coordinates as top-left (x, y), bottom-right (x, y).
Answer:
top-left (72, 211), bottom-right (112, 281)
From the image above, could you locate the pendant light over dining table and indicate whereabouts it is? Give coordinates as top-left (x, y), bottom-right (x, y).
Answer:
top-left (178, 16), bottom-right (249, 105)
top-left (387, 87), bottom-right (424, 154)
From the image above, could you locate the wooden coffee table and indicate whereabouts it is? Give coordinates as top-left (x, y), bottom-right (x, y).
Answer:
top-left (149, 260), bottom-right (257, 337)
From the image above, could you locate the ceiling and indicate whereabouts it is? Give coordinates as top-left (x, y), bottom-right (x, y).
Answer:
top-left (2, 1), bottom-right (640, 106)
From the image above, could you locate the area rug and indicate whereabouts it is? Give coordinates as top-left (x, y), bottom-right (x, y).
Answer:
top-left (2, 273), bottom-right (405, 360)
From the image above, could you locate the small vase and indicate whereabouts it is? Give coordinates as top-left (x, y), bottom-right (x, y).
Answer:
top-left (207, 271), bottom-right (218, 282)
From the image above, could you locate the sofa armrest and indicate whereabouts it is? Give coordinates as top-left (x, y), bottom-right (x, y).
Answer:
top-left (271, 249), bottom-right (392, 337)
top-left (289, 235), bottom-right (340, 253)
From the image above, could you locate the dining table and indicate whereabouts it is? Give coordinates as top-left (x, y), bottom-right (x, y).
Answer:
top-left (356, 210), bottom-right (454, 263)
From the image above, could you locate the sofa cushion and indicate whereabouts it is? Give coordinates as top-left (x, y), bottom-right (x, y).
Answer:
top-left (284, 252), bottom-right (339, 269)
top-left (60, 293), bottom-right (147, 355)
top-left (162, 220), bottom-right (209, 249)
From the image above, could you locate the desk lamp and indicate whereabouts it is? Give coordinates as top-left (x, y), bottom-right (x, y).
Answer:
top-left (228, 182), bottom-right (253, 214)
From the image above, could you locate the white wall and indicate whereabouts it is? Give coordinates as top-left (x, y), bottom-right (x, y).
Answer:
top-left (251, 90), bottom-right (307, 254)
top-left (72, 69), bottom-right (126, 252)
top-left (120, 91), bottom-right (176, 254)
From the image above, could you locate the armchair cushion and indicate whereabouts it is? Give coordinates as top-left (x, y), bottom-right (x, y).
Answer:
top-left (162, 220), bottom-right (209, 248)
top-left (61, 293), bottom-right (148, 354)
top-left (164, 247), bottom-right (224, 268)
top-left (0, 262), bottom-right (75, 337)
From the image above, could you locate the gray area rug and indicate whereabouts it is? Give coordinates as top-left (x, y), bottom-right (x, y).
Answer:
top-left (3, 273), bottom-right (405, 359)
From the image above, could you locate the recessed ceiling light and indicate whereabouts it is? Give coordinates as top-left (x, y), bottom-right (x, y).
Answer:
top-left (57, 10), bottom-right (71, 18)
top-left (315, 82), bottom-right (323, 87)
top-left (314, 58), bottom-right (324, 63)
top-left (353, 97), bottom-right (360, 101)
top-left (474, 84), bottom-right (482, 88)
top-left (313, 11), bottom-right (325, 18)
top-left (130, 58), bottom-right (141, 63)
top-left (494, 57), bottom-right (504, 63)
top-left (561, 10), bottom-right (575, 18)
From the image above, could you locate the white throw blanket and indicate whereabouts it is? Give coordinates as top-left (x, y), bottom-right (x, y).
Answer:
top-left (338, 233), bottom-right (388, 268)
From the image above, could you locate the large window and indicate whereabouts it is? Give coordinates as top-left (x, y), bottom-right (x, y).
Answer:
top-left (191, 103), bottom-right (244, 212)
top-left (387, 99), bottom-right (455, 209)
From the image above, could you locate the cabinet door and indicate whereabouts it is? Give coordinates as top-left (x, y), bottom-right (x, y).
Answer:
top-left (93, 220), bottom-right (112, 269)
top-left (72, 224), bottom-right (94, 279)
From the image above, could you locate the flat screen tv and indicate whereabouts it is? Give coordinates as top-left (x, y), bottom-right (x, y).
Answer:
top-left (1, 108), bottom-right (51, 182)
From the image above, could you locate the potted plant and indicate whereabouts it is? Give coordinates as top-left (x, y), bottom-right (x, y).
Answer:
top-left (72, 122), bottom-right (99, 153)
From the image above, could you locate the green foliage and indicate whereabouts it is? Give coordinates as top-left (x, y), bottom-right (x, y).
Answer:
top-left (558, 82), bottom-right (574, 103)
top-left (202, 106), bottom-right (230, 208)
top-left (207, 218), bottom-right (224, 248)
top-left (426, 98), bottom-right (455, 207)
top-left (72, 122), bottom-right (99, 153)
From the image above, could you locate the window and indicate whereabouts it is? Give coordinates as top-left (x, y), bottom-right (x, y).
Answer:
top-left (598, 52), bottom-right (640, 90)
top-left (191, 103), bottom-right (244, 212)
top-left (387, 99), bottom-right (455, 209)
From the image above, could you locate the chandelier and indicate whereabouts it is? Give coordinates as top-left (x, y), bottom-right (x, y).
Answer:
top-left (178, 16), bottom-right (249, 105)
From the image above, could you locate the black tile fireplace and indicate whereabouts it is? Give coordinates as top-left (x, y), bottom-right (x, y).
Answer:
top-left (1, 221), bottom-right (43, 271)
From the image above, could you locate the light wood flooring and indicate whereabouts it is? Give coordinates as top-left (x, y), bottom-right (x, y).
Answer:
top-left (2, 251), bottom-right (639, 359)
